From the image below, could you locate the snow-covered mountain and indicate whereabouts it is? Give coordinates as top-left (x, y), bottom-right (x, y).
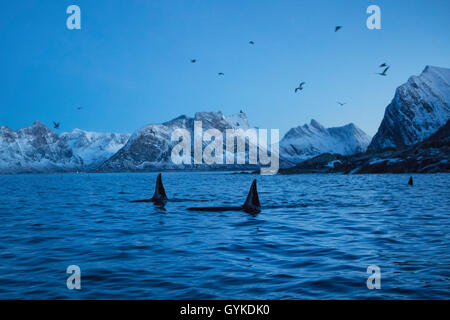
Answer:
top-left (0, 114), bottom-right (371, 173)
top-left (0, 122), bottom-right (130, 173)
top-left (279, 119), bottom-right (371, 164)
top-left (281, 119), bottom-right (450, 174)
top-left (60, 129), bottom-right (130, 168)
top-left (0, 121), bottom-right (83, 173)
top-left (368, 66), bottom-right (450, 151)
top-left (99, 111), bottom-right (260, 171)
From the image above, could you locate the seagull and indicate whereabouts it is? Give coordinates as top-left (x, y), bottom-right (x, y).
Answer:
top-left (379, 63), bottom-right (388, 68)
top-left (218, 72), bottom-right (224, 76)
top-left (53, 122), bottom-right (60, 129)
top-left (337, 102), bottom-right (347, 106)
top-left (335, 26), bottom-right (342, 32)
top-left (249, 41), bottom-right (255, 45)
top-left (295, 82), bottom-right (305, 93)
top-left (377, 66), bottom-right (390, 76)
top-left (191, 59), bottom-right (197, 63)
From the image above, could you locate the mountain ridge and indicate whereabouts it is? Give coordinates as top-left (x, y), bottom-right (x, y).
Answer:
top-left (99, 111), bottom-right (258, 172)
top-left (368, 65), bottom-right (450, 151)
top-left (280, 119), bottom-right (450, 174)
top-left (1, 66), bottom-right (448, 174)
top-left (0, 121), bottom-right (129, 173)
top-left (279, 119), bottom-right (372, 164)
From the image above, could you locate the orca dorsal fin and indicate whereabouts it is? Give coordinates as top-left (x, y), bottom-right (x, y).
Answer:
top-left (152, 173), bottom-right (168, 204)
top-left (242, 179), bottom-right (261, 214)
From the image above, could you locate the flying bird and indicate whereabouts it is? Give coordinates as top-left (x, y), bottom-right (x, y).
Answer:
top-left (53, 122), bottom-right (60, 129)
top-left (218, 72), bottom-right (224, 76)
top-left (337, 102), bottom-right (347, 106)
top-left (335, 26), bottom-right (342, 32)
top-left (377, 66), bottom-right (390, 76)
top-left (379, 63), bottom-right (388, 68)
top-left (249, 41), bottom-right (255, 45)
top-left (295, 82), bottom-right (305, 93)
top-left (191, 59), bottom-right (197, 63)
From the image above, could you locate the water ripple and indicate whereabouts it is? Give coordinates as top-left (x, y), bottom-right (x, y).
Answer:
top-left (0, 172), bottom-right (448, 299)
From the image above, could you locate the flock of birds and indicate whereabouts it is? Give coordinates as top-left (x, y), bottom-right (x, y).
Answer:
top-left (291, 27), bottom-right (390, 107)
top-left (187, 25), bottom-right (391, 109)
top-left (52, 26), bottom-right (391, 130)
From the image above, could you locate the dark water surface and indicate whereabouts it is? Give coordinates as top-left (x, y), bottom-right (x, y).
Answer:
top-left (0, 172), bottom-right (448, 299)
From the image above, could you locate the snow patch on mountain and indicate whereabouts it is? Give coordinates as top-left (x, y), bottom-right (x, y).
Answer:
top-left (60, 129), bottom-right (130, 168)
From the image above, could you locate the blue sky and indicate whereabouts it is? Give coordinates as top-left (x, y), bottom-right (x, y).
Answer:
top-left (0, 0), bottom-right (449, 136)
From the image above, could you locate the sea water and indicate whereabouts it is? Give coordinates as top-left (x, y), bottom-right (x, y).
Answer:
top-left (0, 172), bottom-right (448, 299)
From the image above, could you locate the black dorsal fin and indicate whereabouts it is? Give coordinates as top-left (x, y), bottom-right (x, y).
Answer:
top-left (408, 176), bottom-right (413, 186)
top-left (242, 179), bottom-right (261, 214)
top-left (152, 173), bottom-right (168, 204)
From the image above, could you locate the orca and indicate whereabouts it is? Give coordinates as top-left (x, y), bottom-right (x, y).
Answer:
top-left (187, 179), bottom-right (261, 214)
top-left (408, 176), bottom-right (413, 186)
top-left (129, 173), bottom-right (168, 205)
